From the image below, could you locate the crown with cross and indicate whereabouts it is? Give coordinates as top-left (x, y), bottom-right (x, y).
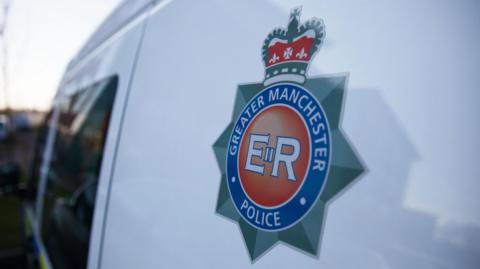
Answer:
top-left (262, 7), bottom-right (325, 86)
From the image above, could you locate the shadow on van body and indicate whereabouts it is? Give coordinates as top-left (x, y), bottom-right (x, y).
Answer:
top-left (319, 88), bottom-right (480, 268)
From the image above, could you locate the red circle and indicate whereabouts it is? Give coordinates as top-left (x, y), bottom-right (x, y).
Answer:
top-left (238, 105), bottom-right (310, 207)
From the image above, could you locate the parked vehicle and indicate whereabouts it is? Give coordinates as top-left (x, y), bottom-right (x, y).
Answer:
top-left (0, 115), bottom-right (10, 141)
top-left (10, 113), bottom-right (32, 132)
top-left (0, 0), bottom-right (478, 269)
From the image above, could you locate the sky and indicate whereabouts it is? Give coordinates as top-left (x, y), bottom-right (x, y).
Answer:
top-left (0, 0), bottom-right (121, 111)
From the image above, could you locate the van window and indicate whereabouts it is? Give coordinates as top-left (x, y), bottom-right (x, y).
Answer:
top-left (41, 76), bottom-right (118, 269)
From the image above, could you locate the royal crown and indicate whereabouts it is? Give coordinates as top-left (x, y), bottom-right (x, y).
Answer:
top-left (262, 7), bottom-right (325, 86)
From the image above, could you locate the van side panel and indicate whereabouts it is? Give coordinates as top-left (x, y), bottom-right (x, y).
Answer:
top-left (100, 0), bottom-right (480, 268)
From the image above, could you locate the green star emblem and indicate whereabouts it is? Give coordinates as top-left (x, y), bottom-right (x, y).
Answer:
top-left (213, 7), bottom-right (366, 261)
top-left (213, 75), bottom-right (366, 261)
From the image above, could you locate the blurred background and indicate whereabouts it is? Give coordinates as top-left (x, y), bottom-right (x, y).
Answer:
top-left (0, 0), bottom-right (120, 266)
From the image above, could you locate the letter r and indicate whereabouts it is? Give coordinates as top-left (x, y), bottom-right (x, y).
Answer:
top-left (271, 137), bottom-right (300, 181)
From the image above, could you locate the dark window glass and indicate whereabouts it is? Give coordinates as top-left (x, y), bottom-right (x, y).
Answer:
top-left (42, 76), bottom-right (118, 269)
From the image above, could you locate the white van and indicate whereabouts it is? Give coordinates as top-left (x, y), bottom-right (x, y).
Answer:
top-left (1, 0), bottom-right (478, 268)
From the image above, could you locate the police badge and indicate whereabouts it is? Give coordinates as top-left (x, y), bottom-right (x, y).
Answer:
top-left (213, 7), bottom-right (365, 261)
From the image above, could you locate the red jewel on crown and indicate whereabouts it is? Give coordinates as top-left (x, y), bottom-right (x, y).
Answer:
top-left (262, 7), bottom-right (325, 86)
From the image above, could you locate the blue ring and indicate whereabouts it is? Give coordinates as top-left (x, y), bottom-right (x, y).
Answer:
top-left (226, 83), bottom-right (330, 231)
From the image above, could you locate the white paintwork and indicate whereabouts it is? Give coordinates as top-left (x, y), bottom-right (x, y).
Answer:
top-left (95, 0), bottom-right (480, 268)
top-left (38, 0), bottom-right (480, 268)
